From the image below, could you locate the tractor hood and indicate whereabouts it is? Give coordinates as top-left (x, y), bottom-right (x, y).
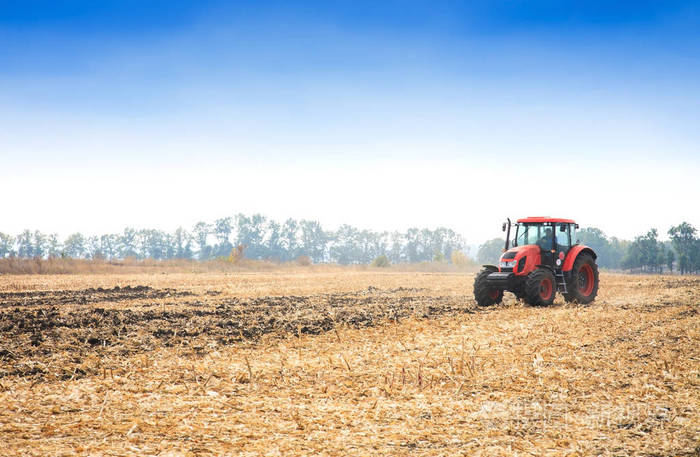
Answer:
top-left (499, 245), bottom-right (540, 275)
top-left (501, 244), bottom-right (539, 260)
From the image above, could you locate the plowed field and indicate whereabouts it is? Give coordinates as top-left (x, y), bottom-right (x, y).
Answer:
top-left (0, 271), bottom-right (697, 456)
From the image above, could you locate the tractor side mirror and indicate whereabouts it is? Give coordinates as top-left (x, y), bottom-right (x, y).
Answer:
top-left (575, 224), bottom-right (579, 229)
top-left (502, 222), bottom-right (506, 232)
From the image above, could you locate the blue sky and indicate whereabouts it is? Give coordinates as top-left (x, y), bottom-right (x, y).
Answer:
top-left (1, 1), bottom-right (699, 244)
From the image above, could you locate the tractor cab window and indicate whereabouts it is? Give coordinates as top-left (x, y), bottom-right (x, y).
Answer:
top-left (556, 224), bottom-right (571, 250)
top-left (515, 224), bottom-right (553, 248)
top-left (515, 224), bottom-right (536, 246)
top-left (537, 226), bottom-right (554, 249)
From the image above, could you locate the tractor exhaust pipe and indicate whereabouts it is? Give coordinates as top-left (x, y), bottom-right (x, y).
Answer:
top-left (502, 218), bottom-right (511, 251)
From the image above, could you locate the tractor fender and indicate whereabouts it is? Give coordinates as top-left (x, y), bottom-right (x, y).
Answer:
top-left (562, 245), bottom-right (597, 272)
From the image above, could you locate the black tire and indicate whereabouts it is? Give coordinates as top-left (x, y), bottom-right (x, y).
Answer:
top-left (473, 267), bottom-right (504, 306)
top-left (524, 268), bottom-right (556, 306)
top-left (563, 253), bottom-right (599, 304)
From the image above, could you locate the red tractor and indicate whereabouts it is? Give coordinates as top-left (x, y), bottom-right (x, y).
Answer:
top-left (474, 217), bottom-right (599, 306)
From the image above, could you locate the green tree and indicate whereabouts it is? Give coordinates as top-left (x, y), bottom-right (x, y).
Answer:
top-left (357, 229), bottom-right (387, 264)
top-left (404, 228), bottom-right (422, 262)
top-left (477, 238), bottom-right (505, 264)
top-left (213, 217), bottom-right (233, 257)
top-left (427, 227), bottom-right (464, 262)
top-left (235, 214), bottom-right (267, 259)
top-left (33, 231), bottom-right (48, 259)
top-left (371, 254), bottom-right (390, 267)
top-left (119, 228), bottom-right (139, 258)
top-left (63, 233), bottom-right (87, 258)
top-left (137, 229), bottom-right (170, 260)
top-left (16, 230), bottom-right (34, 258)
top-left (657, 249), bottom-right (666, 274)
top-left (624, 229), bottom-right (661, 273)
top-left (577, 228), bottom-right (610, 266)
top-left (173, 227), bottom-right (193, 259)
top-left (607, 237), bottom-right (630, 270)
top-left (280, 218), bottom-right (300, 261)
top-left (192, 222), bottom-right (211, 260)
top-left (668, 222), bottom-right (698, 274)
top-left (265, 220), bottom-right (283, 260)
top-left (0, 232), bottom-right (14, 258)
top-left (85, 236), bottom-right (100, 259)
top-left (641, 229), bottom-right (661, 273)
top-left (299, 220), bottom-right (327, 263)
top-left (666, 249), bottom-right (675, 273)
top-left (99, 234), bottom-right (119, 260)
top-left (330, 224), bottom-right (361, 264)
top-left (47, 234), bottom-right (62, 258)
top-left (387, 231), bottom-right (404, 264)
top-left (621, 247), bottom-right (641, 272)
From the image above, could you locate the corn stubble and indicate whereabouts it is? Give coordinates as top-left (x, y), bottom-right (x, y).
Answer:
top-left (0, 271), bottom-right (697, 456)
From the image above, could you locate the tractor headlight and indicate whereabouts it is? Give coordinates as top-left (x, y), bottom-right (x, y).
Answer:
top-left (500, 260), bottom-right (516, 268)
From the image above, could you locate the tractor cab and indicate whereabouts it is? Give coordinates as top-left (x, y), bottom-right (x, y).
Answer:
top-left (507, 217), bottom-right (579, 269)
top-left (474, 216), bottom-right (599, 307)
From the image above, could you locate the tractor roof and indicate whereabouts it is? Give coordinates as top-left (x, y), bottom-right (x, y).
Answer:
top-left (517, 217), bottom-right (576, 224)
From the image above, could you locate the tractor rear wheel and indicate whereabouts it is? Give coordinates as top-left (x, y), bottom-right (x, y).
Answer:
top-left (524, 268), bottom-right (556, 306)
top-left (563, 253), bottom-right (599, 303)
top-left (473, 268), bottom-right (503, 306)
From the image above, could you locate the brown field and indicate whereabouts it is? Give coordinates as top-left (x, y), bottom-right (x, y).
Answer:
top-left (0, 271), bottom-right (698, 456)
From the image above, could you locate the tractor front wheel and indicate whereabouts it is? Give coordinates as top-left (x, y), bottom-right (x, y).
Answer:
top-left (473, 268), bottom-right (503, 306)
top-left (564, 254), bottom-right (599, 304)
top-left (524, 268), bottom-right (556, 306)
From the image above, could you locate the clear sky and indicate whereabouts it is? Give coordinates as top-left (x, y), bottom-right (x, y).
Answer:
top-left (1, 0), bottom-right (699, 245)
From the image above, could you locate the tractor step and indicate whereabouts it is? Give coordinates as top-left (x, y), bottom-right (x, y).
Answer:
top-left (555, 270), bottom-right (568, 293)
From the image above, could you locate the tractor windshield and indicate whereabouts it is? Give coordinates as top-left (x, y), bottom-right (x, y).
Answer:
top-left (514, 223), bottom-right (553, 249)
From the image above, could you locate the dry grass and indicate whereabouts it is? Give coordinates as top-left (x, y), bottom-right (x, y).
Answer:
top-left (0, 272), bottom-right (697, 456)
top-left (0, 257), bottom-right (293, 275)
top-left (0, 257), bottom-right (479, 275)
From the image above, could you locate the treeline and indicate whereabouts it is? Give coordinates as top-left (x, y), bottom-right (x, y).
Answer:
top-left (476, 222), bottom-right (699, 274)
top-left (3, 217), bottom-right (698, 273)
top-left (0, 214), bottom-right (465, 265)
top-left (578, 223), bottom-right (699, 274)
